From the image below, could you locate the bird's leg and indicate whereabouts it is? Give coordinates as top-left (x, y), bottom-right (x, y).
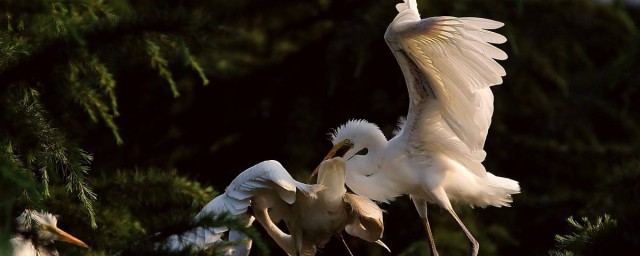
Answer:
top-left (292, 224), bottom-right (304, 256)
top-left (337, 232), bottom-right (355, 256)
top-left (447, 209), bottom-right (479, 256)
top-left (421, 215), bottom-right (438, 256)
top-left (412, 197), bottom-right (439, 256)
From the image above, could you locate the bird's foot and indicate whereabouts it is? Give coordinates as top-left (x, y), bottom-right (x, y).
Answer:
top-left (467, 240), bottom-right (479, 256)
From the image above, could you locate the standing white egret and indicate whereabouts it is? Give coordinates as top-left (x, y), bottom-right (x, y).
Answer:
top-left (312, 1), bottom-right (520, 255)
top-left (11, 210), bottom-right (89, 256)
top-left (167, 158), bottom-right (388, 256)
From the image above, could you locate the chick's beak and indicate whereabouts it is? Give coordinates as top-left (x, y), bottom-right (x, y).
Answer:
top-left (44, 224), bottom-right (89, 248)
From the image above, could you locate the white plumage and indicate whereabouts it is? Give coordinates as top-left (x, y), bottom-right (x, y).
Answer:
top-left (316, 1), bottom-right (520, 256)
top-left (11, 210), bottom-right (89, 256)
top-left (167, 159), bottom-right (388, 256)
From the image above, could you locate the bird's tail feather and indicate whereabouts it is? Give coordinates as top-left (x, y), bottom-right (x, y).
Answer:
top-left (479, 172), bottom-right (520, 208)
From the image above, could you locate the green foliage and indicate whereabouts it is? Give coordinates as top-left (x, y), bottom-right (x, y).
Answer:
top-left (559, 158), bottom-right (640, 254)
top-left (549, 215), bottom-right (617, 256)
top-left (1, 88), bottom-right (97, 227)
top-left (146, 38), bottom-right (180, 98)
top-left (68, 49), bottom-right (122, 144)
top-left (2, 0), bottom-right (640, 255)
top-left (0, 161), bottom-right (38, 255)
top-left (45, 168), bottom-right (264, 255)
top-left (1, 0), bottom-right (213, 230)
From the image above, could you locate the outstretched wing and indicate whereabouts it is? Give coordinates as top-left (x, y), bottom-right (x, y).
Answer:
top-left (387, 0), bottom-right (507, 165)
top-left (196, 160), bottom-right (321, 218)
top-left (166, 160), bottom-right (322, 252)
top-left (163, 225), bottom-right (230, 252)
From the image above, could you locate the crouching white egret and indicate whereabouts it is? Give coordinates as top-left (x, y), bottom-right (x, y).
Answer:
top-left (313, 1), bottom-right (520, 255)
top-left (167, 158), bottom-right (388, 256)
top-left (11, 210), bottom-right (89, 256)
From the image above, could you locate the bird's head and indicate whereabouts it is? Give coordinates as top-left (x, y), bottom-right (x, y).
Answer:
top-left (310, 120), bottom-right (385, 180)
top-left (17, 210), bottom-right (90, 249)
top-left (330, 119), bottom-right (385, 160)
top-left (314, 157), bottom-right (347, 190)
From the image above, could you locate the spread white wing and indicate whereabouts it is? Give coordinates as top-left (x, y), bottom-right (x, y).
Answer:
top-left (165, 160), bottom-right (322, 254)
top-left (197, 160), bottom-right (320, 217)
top-left (387, 0), bottom-right (507, 174)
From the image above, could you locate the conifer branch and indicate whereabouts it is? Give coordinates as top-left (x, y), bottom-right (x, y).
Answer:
top-left (0, 32), bottom-right (30, 71)
top-left (62, 150), bottom-right (98, 228)
top-left (0, 142), bottom-right (27, 174)
top-left (68, 58), bottom-right (123, 145)
top-left (549, 215), bottom-right (617, 256)
top-left (1, 0), bottom-right (236, 238)
top-left (1, 6), bottom-right (218, 89)
top-left (179, 40), bottom-right (210, 86)
top-left (0, 142), bottom-right (40, 210)
top-left (3, 88), bottom-right (98, 228)
top-left (87, 53), bottom-right (119, 116)
top-left (146, 38), bottom-right (180, 97)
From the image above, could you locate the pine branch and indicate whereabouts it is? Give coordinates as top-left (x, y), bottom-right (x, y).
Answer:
top-left (179, 40), bottom-right (210, 86)
top-left (68, 55), bottom-right (123, 144)
top-left (49, 168), bottom-right (268, 255)
top-left (62, 150), bottom-right (98, 228)
top-left (0, 156), bottom-right (40, 256)
top-left (0, 7), bottom-right (219, 89)
top-left (0, 141), bottom-right (28, 174)
top-left (87, 53), bottom-right (119, 116)
top-left (0, 32), bottom-right (30, 71)
top-left (549, 215), bottom-right (617, 256)
top-left (2, 88), bottom-right (98, 228)
top-left (145, 38), bottom-right (180, 97)
top-left (1, 2), bottom-right (222, 231)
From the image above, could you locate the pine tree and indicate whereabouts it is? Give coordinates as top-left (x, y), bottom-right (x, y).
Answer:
top-left (0, 1), bottom-right (220, 254)
top-left (549, 215), bottom-right (617, 256)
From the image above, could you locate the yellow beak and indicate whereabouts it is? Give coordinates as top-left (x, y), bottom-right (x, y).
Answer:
top-left (44, 224), bottom-right (89, 249)
top-left (309, 140), bottom-right (353, 182)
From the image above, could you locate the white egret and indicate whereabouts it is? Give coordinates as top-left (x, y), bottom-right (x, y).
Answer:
top-left (11, 210), bottom-right (89, 256)
top-left (167, 158), bottom-right (388, 256)
top-left (313, 1), bottom-right (520, 255)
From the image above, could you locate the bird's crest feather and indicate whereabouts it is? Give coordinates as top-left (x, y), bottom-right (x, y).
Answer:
top-left (330, 119), bottom-right (384, 145)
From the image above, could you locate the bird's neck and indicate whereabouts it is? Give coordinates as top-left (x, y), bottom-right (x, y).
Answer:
top-left (252, 208), bottom-right (296, 255)
top-left (353, 130), bottom-right (388, 162)
top-left (344, 150), bottom-right (402, 202)
top-left (317, 171), bottom-right (347, 202)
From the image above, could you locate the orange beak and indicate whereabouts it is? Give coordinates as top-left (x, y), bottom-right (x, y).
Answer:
top-left (309, 140), bottom-right (353, 182)
top-left (44, 224), bottom-right (90, 249)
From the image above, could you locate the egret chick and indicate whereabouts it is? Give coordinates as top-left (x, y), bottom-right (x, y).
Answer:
top-left (168, 159), bottom-right (388, 256)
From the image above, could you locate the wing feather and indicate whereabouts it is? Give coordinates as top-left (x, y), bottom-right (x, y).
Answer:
top-left (458, 17), bottom-right (504, 29)
top-left (344, 193), bottom-right (384, 242)
top-left (386, 6), bottom-right (507, 155)
top-left (196, 160), bottom-right (320, 219)
top-left (163, 216), bottom-right (253, 253)
top-left (172, 160), bottom-right (321, 251)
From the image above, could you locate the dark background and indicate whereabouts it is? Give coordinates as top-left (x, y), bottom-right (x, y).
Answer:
top-left (2, 0), bottom-right (640, 255)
